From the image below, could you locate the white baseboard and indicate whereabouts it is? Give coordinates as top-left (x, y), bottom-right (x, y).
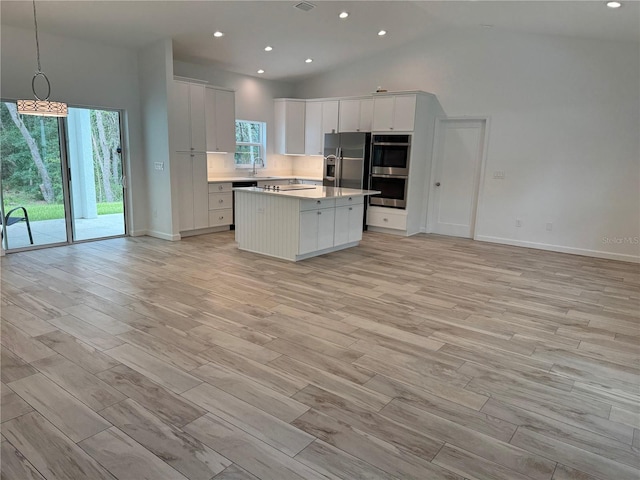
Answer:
top-left (146, 230), bottom-right (181, 241)
top-left (129, 229), bottom-right (148, 237)
top-left (475, 235), bottom-right (640, 263)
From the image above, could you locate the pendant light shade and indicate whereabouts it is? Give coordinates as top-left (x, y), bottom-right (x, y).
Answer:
top-left (17, 0), bottom-right (67, 117)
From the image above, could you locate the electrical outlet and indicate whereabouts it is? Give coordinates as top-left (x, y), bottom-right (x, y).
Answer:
top-left (515, 219), bottom-right (522, 227)
top-left (257, 208), bottom-right (265, 214)
top-left (154, 162), bottom-right (164, 171)
top-left (546, 222), bottom-right (553, 231)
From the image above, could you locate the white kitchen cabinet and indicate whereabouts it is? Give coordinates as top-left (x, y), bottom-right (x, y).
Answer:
top-left (305, 100), bottom-right (339, 156)
top-left (372, 94), bottom-right (416, 132)
top-left (205, 87), bottom-right (236, 154)
top-left (176, 152), bottom-right (209, 232)
top-left (171, 81), bottom-right (206, 152)
top-left (334, 203), bottom-right (364, 245)
top-left (367, 206), bottom-right (408, 231)
top-left (207, 182), bottom-right (233, 228)
top-left (339, 98), bottom-right (373, 133)
top-left (299, 207), bottom-right (335, 254)
top-left (274, 99), bottom-right (306, 155)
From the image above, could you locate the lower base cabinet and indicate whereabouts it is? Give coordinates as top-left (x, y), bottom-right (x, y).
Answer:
top-left (299, 208), bottom-right (335, 254)
top-left (334, 203), bottom-right (364, 245)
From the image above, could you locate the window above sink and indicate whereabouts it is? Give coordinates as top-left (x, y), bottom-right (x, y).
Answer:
top-left (235, 119), bottom-right (266, 170)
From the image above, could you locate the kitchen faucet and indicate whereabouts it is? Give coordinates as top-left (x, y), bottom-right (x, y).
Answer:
top-left (251, 157), bottom-right (264, 176)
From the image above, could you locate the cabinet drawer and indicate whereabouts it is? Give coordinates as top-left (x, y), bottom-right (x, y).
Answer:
top-left (367, 209), bottom-right (407, 230)
top-left (300, 198), bottom-right (336, 211)
top-left (208, 208), bottom-right (233, 226)
top-left (209, 192), bottom-right (232, 210)
top-left (335, 195), bottom-right (364, 207)
top-left (208, 182), bottom-right (232, 193)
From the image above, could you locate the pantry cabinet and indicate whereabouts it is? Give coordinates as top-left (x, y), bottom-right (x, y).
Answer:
top-left (274, 99), bottom-right (306, 155)
top-left (171, 81), bottom-right (206, 152)
top-left (176, 152), bottom-right (209, 231)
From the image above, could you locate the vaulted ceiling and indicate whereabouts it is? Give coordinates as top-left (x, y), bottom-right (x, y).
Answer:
top-left (2, 1), bottom-right (638, 81)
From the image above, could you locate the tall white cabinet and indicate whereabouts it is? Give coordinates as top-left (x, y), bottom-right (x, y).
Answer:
top-left (367, 91), bottom-right (440, 237)
top-left (170, 80), bottom-right (236, 236)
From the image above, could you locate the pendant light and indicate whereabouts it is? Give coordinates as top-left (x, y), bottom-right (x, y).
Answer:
top-left (16, 0), bottom-right (67, 117)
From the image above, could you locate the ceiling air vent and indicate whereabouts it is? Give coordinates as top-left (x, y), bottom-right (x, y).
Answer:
top-left (294, 2), bottom-right (316, 12)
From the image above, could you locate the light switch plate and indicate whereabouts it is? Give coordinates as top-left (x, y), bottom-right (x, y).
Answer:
top-left (154, 162), bottom-right (164, 171)
top-left (493, 171), bottom-right (505, 179)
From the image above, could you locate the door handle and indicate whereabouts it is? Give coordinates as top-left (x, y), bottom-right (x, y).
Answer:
top-left (435, 182), bottom-right (441, 187)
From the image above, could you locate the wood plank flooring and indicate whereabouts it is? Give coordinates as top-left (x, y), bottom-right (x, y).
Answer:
top-left (1, 231), bottom-right (639, 480)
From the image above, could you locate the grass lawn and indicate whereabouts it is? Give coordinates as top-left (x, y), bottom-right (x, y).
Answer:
top-left (4, 202), bottom-right (123, 221)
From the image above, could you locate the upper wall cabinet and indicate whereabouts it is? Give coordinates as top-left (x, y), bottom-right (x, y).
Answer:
top-left (205, 87), bottom-right (236, 154)
top-left (338, 98), bottom-right (373, 133)
top-left (171, 81), bottom-right (206, 152)
top-left (274, 99), bottom-right (306, 155)
top-left (305, 100), bottom-right (339, 156)
top-left (372, 94), bottom-right (417, 132)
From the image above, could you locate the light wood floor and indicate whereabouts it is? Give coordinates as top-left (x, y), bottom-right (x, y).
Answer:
top-left (1, 231), bottom-right (638, 480)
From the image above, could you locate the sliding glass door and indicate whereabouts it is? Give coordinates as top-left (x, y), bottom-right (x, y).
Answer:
top-left (0, 102), bottom-right (126, 252)
top-left (0, 101), bottom-right (69, 249)
top-left (67, 107), bottom-right (125, 241)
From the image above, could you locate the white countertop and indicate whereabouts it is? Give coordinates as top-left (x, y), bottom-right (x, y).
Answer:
top-left (233, 185), bottom-right (380, 199)
top-left (208, 175), bottom-right (322, 183)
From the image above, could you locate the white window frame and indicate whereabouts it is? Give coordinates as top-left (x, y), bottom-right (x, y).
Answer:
top-left (235, 119), bottom-right (266, 169)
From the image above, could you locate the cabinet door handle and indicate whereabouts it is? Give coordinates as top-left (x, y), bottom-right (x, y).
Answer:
top-left (316, 200), bottom-right (321, 204)
top-left (317, 211), bottom-right (322, 215)
top-left (383, 218), bottom-right (388, 222)
top-left (219, 186), bottom-right (223, 190)
top-left (219, 216), bottom-right (224, 220)
top-left (348, 197), bottom-right (352, 201)
top-left (349, 207), bottom-right (353, 211)
top-left (219, 199), bottom-right (224, 203)
top-left (390, 127), bottom-right (394, 130)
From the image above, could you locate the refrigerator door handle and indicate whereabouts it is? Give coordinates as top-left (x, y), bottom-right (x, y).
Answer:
top-left (336, 147), bottom-right (343, 188)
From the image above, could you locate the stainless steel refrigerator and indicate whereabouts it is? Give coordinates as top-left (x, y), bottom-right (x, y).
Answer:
top-left (323, 132), bottom-right (371, 189)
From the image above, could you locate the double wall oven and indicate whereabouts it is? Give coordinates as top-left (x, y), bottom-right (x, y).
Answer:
top-left (369, 134), bottom-right (410, 209)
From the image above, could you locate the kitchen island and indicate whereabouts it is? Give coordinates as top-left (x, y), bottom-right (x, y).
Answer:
top-left (234, 185), bottom-right (379, 261)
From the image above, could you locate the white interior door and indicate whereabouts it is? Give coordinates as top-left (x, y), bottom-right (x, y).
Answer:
top-left (430, 119), bottom-right (486, 238)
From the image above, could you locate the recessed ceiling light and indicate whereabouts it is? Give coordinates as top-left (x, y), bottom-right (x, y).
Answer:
top-left (339, 11), bottom-right (349, 19)
top-left (606, 1), bottom-right (622, 7)
top-left (305, 58), bottom-right (313, 63)
top-left (264, 46), bottom-right (273, 52)
top-left (257, 69), bottom-right (265, 74)
top-left (213, 31), bottom-right (224, 37)
top-left (378, 30), bottom-right (387, 36)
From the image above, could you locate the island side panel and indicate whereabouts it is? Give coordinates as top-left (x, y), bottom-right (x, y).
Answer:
top-left (234, 192), bottom-right (301, 261)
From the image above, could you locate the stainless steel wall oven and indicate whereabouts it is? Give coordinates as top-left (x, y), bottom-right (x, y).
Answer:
top-left (369, 134), bottom-right (410, 209)
top-left (369, 174), bottom-right (408, 209)
top-left (371, 134), bottom-right (411, 176)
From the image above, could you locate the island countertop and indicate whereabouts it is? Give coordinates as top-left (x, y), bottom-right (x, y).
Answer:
top-left (233, 185), bottom-right (380, 200)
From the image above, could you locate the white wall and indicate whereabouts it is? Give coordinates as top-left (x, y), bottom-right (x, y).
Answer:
top-left (173, 60), bottom-right (297, 177)
top-left (0, 25), bottom-right (148, 236)
top-left (138, 39), bottom-right (175, 239)
top-left (296, 28), bottom-right (640, 262)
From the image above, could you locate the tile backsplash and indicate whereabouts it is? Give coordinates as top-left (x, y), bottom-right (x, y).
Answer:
top-left (207, 153), bottom-right (324, 179)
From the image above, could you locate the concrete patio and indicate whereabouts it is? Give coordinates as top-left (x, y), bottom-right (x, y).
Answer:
top-left (3, 213), bottom-right (125, 250)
